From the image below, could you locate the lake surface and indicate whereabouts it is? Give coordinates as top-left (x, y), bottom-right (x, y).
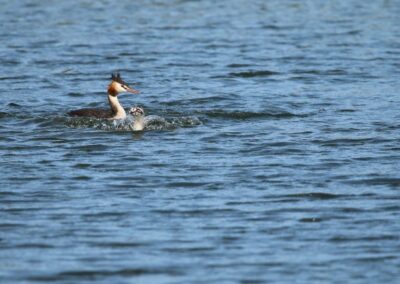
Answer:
top-left (1, 0), bottom-right (400, 283)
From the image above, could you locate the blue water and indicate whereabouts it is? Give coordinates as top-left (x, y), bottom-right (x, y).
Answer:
top-left (1, 0), bottom-right (400, 283)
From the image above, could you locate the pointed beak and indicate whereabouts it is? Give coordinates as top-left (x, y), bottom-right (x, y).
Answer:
top-left (124, 85), bottom-right (140, 94)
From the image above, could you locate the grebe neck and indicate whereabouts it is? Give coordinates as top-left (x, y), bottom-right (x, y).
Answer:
top-left (108, 94), bottom-right (126, 119)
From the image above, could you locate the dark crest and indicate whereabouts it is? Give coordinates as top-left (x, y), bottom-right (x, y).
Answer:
top-left (111, 73), bottom-right (126, 84)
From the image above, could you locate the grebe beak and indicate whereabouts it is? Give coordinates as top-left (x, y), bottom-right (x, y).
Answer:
top-left (123, 85), bottom-right (140, 94)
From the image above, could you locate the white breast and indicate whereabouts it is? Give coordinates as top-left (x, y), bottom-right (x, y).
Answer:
top-left (131, 119), bottom-right (145, 131)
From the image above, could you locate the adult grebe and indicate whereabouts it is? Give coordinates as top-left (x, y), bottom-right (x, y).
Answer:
top-left (68, 73), bottom-right (139, 120)
top-left (129, 106), bottom-right (146, 131)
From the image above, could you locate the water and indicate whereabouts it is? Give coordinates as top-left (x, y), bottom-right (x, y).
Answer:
top-left (1, 0), bottom-right (400, 283)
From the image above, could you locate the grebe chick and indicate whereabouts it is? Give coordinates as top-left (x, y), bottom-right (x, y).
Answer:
top-left (68, 73), bottom-right (139, 120)
top-left (129, 106), bottom-right (146, 131)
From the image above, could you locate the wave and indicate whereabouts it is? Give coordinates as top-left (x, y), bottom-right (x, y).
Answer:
top-left (201, 109), bottom-right (303, 120)
top-left (228, 70), bottom-right (281, 78)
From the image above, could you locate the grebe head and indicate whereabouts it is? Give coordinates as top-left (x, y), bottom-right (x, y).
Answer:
top-left (129, 106), bottom-right (145, 117)
top-left (108, 73), bottom-right (140, 96)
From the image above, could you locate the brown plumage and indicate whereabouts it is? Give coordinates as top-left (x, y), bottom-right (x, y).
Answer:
top-left (67, 108), bottom-right (113, 118)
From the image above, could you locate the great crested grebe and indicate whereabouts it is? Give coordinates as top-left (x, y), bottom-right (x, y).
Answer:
top-left (129, 106), bottom-right (146, 131)
top-left (68, 73), bottom-right (139, 120)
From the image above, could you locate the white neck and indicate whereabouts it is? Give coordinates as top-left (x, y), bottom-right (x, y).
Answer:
top-left (108, 94), bottom-right (126, 119)
top-left (132, 115), bottom-right (145, 131)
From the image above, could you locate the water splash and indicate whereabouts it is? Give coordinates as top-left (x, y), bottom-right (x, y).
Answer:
top-left (65, 115), bottom-right (202, 132)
